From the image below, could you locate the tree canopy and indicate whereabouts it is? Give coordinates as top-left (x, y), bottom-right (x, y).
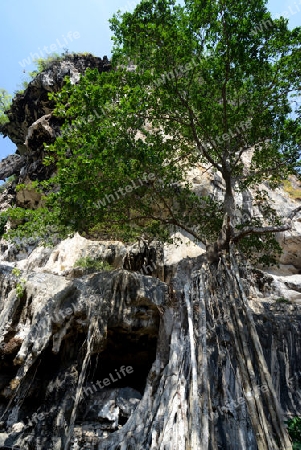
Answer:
top-left (3, 0), bottom-right (301, 263)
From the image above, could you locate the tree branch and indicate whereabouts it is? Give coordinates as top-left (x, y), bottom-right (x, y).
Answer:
top-left (232, 223), bottom-right (292, 243)
top-left (109, 212), bottom-right (205, 244)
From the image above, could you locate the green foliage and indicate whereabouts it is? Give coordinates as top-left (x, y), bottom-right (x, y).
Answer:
top-left (29, 53), bottom-right (61, 77)
top-left (12, 268), bottom-right (21, 277)
top-left (0, 214), bottom-right (8, 237)
top-left (5, 0), bottom-right (301, 264)
top-left (16, 279), bottom-right (26, 298)
top-left (85, 221), bottom-right (160, 243)
top-left (275, 297), bottom-right (291, 304)
top-left (15, 180), bottom-right (42, 194)
top-left (74, 256), bottom-right (113, 272)
top-left (286, 417), bottom-right (301, 449)
top-left (1, 206), bottom-right (71, 246)
top-left (12, 268), bottom-right (26, 298)
top-left (238, 231), bottom-right (282, 266)
top-left (0, 89), bottom-right (12, 126)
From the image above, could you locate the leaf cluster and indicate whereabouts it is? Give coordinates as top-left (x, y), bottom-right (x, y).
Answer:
top-left (0, 89), bottom-right (12, 127)
top-left (74, 256), bottom-right (113, 272)
top-left (3, 0), bottom-right (301, 266)
top-left (286, 417), bottom-right (301, 449)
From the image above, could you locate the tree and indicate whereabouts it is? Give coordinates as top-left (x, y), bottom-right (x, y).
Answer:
top-left (3, 2), bottom-right (301, 448)
top-left (0, 89), bottom-right (11, 126)
top-left (6, 0), bottom-right (300, 263)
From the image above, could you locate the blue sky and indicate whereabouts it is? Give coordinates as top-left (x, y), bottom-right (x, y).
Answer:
top-left (0, 0), bottom-right (300, 161)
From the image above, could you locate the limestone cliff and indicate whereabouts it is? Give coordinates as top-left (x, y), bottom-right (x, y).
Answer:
top-left (0, 234), bottom-right (300, 449)
top-left (0, 54), bottom-right (111, 183)
top-left (0, 54), bottom-right (300, 450)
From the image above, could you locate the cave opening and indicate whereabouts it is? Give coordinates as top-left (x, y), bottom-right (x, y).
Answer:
top-left (88, 326), bottom-right (158, 395)
top-left (73, 320), bottom-right (160, 439)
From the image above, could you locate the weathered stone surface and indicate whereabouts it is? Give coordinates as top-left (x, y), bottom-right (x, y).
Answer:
top-left (0, 154), bottom-right (25, 181)
top-left (0, 185), bottom-right (16, 213)
top-left (0, 237), bottom-right (41, 263)
top-left (269, 273), bottom-right (301, 303)
top-left (75, 387), bottom-right (141, 430)
top-left (24, 113), bottom-right (57, 151)
top-left (277, 212), bottom-right (301, 270)
top-left (15, 176), bottom-right (43, 208)
top-left (0, 233), bottom-right (166, 284)
top-left (0, 234), bottom-right (299, 449)
top-left (0, 54), bottom-right (111, 190)
top-left (1, 54), bottom-right (111, 156)
top-left (163, 230), bottom-right (206, 266)
top-left (0, 260), bottom-right (168, 449)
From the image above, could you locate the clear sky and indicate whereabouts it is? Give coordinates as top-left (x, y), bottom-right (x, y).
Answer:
top-left (0, 0), bottom-right (300, 162)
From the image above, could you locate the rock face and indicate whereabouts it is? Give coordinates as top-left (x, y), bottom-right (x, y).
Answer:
top-left (0, 53), bottom-right (111, 213)
top-left (0, 240), bottom-right (167, 449)
top-left (277, 218), bottom-right (301, 270)
top-left (0, 155), bottom-right (25, 181)
top-left (0, 237), bottom-right (300, 449)
top-left (0, 54), bottom-right (111, 184)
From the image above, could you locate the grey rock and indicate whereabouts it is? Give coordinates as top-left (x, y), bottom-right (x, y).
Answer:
top-left (0, 155), bottom-right (25, 181)
top-left (0, 234), bottom-right (299, 449)
top-left (1, 54), bottom-right (111, 184)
